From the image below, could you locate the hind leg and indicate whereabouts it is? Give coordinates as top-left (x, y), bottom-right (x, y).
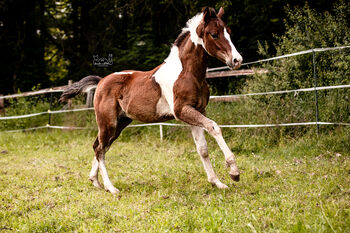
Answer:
top-left (93, 117), bottom-right (132, 194)
top-left (89, 138), bottom-right (102, 188)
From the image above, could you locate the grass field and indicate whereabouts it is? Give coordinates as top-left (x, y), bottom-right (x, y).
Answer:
top-left (0, 128), bottom-right (349, 232)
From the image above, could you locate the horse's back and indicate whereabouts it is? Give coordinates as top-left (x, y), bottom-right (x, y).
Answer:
top-left (120, 68), bottom-right (174, 122)
top-left (95, 66), bottom-right (173, 123)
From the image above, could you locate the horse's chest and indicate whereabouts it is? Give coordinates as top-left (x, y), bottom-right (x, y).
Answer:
top-left (152, 46), bottom-right (209, 117)
top-left (153, 47), bottom-right (183, 116)
top-left (155, 80), bottom-right (209, 117)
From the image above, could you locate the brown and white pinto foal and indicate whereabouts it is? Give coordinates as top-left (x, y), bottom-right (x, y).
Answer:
top-left (60, 7), bottom-right (243, 195)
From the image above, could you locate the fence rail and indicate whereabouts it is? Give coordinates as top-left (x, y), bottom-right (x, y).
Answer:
top-left (0, 87), bottom-right (65, 100)
top-left (0, 70), bottom-right (264, 100)
top-left (209, 84), bottom-right (350, 101)
top-left (207, 45), bottom-right (350, 72)
top-left (1, 46), bottom-right (350, 137)
top-left (1, 83), bottom-right (349, 120)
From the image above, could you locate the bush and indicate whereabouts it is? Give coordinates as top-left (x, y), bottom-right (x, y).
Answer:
top-left (0, 92), bottom-right (97, 132)
top-left (0, 94), bottom-right (53, 131)
top-left (239, 1), bottom-right (350, 138)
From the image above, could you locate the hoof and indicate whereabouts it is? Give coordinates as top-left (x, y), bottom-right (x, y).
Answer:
top-left (216, 182), bottom-right (229, 189)
top-left (229, 173), bottom-right (240, 182)
top-left (105, 186), bottom-right (120, 195)
top-left (210, 179), bottom-right (228, 189)
top-left (89, 177), bottom-right (103, 189)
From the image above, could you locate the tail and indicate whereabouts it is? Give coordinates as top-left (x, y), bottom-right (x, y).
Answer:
top-left (59, 75), bottom-right (102, 102)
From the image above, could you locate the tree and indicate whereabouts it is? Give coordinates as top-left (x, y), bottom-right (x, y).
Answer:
top-left (0, 0), bottom-right (47, 93)
top-left (0, 0), bottom-right (339, 94)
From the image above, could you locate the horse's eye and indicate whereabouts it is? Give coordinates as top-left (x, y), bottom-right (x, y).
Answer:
top-left (210, 33), bottom-right (218, 39)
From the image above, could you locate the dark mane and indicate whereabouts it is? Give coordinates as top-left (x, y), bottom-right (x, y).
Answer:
top-left (205, 7), bottom-right (217, 18)
top-left (174, 31), bottom-right (190, 47)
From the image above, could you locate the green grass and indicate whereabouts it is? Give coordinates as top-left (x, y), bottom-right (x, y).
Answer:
top-left (0, 129), bottom-right (349, 232)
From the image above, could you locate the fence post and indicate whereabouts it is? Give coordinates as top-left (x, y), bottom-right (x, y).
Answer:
top-left (48, 91), bottom-right (53, 126)
top-left (68, 80), bottom-right (73, 109)
top-left (86, 89), bottom-right (94, 107)
top-left (0, 95), bottom-right (4, 115)
top-left (159, 124), bottom-right (163, 141)
top-left (312, 49), bottom-right (320, 135)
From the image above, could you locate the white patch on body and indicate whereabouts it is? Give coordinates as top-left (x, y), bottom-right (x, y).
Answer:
top-left (153, 14), bottom-right (205, 117)
top-left (154, 46), bottom-right (183, 116)
top-left (223, 28), bottom-right (242, 62)
top-left (113, 71), bottom-right (134, 75)
top-left (156, 97), bottom-right (172, 117)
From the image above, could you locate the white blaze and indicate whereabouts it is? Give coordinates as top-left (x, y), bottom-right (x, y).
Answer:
top-left (224, 28), bottom-right (242, 63)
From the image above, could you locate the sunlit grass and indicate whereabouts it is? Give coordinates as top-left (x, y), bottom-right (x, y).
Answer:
top-left (0, 129), bottom-right (349, 232)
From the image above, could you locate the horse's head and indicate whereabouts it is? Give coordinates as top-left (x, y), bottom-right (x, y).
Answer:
top-left (196, 7), bottom-right (243, 70)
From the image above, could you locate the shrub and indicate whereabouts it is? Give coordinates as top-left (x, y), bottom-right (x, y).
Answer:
top-left (0, 92), bottom-right (97, 132)
top-left (239, 1), bottom-right (350, 138)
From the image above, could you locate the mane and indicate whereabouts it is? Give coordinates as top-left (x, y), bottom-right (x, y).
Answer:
top-left (183, 12), bottom-right (203, 34)
top-left (174, 31), bottom-right (190, 47)
top-left (174, 13), bottom-right (204, 47)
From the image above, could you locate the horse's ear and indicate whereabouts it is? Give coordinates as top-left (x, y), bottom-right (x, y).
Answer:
top-left (202, 7), bottom-right (213, 24)
top-left (196, 22), bottom-right (205, 38)
top-left (217, 7), bottom-right (224, 18)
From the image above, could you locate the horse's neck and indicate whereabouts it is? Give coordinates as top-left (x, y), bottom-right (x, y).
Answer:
top-left (179, 38), bottom-right (208, 80)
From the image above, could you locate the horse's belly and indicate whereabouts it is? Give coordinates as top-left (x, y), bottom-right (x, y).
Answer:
top-left (155, 96), bottom-right (173, 117)
top-left (120, 95), bottom-right (174, 123)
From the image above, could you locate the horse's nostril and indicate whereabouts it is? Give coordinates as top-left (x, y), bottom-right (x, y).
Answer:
top-left (233, 58), bottom-right (238, 63)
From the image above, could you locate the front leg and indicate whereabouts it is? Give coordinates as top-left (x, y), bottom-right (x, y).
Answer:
top-left (175, 105), bottom-right (240, 182)
top-left (191, 126), bottom-right (228, 188)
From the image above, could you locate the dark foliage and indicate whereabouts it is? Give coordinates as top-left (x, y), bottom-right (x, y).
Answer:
top-left (0, 0), bottom-right (338, 94)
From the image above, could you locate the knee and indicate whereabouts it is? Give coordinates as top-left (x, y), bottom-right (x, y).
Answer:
top-left (197, 145), bottom-right (208, 158)
top-left (208, 121), bottom-right (222, 137)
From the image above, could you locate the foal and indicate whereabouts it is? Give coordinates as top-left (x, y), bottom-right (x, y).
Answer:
top-left (60, 7), bottom-right (243, 194)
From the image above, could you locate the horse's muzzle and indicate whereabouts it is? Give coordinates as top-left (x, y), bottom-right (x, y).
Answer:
top-left (227, 56), bottom-right (243, 70)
